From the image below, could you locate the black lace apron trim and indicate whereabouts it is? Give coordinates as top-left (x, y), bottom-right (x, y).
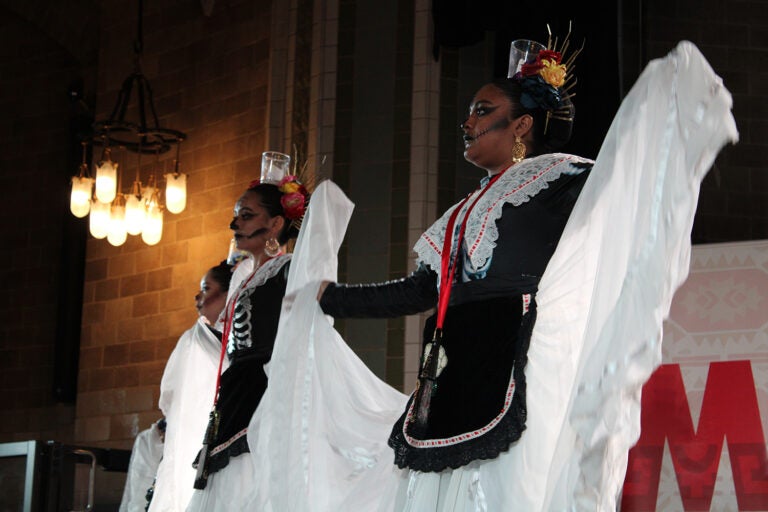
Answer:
top-left (191, 355), bottom-right (268, 476)
top-left (207, 430), bottom-right (250, 474)
top-left (388, 295), bottom-right (537, 472)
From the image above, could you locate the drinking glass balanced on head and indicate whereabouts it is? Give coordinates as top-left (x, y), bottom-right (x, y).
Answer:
top-left (186, 150), bottom-right (310, 512)
top-left (318, 27), bottom-right (593, 508)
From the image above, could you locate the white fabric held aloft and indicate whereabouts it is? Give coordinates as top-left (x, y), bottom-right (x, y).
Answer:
top-left (243, 40), bottom-right (737, 511)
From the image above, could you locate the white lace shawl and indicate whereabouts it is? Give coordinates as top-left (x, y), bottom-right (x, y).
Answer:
top-left (414, 153), bottom-right (593, 281)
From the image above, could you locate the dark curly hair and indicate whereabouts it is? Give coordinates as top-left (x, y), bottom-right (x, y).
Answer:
top-left (490, 77), bottom-right (575, 156)
top-left (208, 260), bottom-right (234, 292)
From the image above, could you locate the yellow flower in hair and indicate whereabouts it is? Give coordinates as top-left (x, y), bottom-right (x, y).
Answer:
top-left (539, 59), bottom-right (566, 88)
top-left (280, 181), bottom-right (300, 194)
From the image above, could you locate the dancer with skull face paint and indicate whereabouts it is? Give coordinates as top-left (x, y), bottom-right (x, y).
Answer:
top-left (241, 27), bottom-right (736, 511)
top-left (186, 177), bottom-right (309, 512)
top-left (319, 32), bottom-right (592, 481)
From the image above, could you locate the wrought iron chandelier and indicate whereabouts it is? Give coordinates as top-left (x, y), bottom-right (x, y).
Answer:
top-left (69, 0), bottom-right (187, 246)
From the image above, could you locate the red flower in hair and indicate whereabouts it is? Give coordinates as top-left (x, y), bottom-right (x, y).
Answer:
top-left (538, 49), bottom-right (562, 64)
top-left (520, 50), bottom-right (567, 88)
top-left (281, 192), bottom-right (306, 220)
top-left (278, 175), bottom-right (309, 219)
top-left (520, 50), bottom-right (563, 76)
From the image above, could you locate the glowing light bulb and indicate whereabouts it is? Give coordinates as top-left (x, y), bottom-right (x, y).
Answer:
top-left (141, 202), bottom-right (163, 246)
top-left (125, 193), bottom-right (145, 235)
top-left (165, 173), bottom-right (187, 214)
top-left (95, 159), bottom-right (118, 203)
top-left (89, 200), bottom-right (110, 239)
top-left (107, 200), bottom-right (127, 246)
top-left (70, 176), bottom-right (93, 218)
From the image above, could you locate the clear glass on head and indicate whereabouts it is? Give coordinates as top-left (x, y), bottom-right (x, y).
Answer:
top-left (260, 151), bottom-right (291, 184)
top-left (507, 39), bottom-right (546, 78)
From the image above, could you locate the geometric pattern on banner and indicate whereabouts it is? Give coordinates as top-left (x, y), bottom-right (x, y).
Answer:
top-left (622, 240), bottom-right (768, 512)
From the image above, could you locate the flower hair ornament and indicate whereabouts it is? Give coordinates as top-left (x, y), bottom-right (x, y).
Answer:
top-left (248, 148), bottom-right (316, 232)
top-left (245, 174), bottom-right (310, 232)
top-left (508, 22), bottom-right (584, 134)
top-left (276, 175), bottom-right (309, 230)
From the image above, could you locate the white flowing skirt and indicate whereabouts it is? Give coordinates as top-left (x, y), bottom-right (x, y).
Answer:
top-left (242, 40), bottom-right (737, 512)
top-left (185, 454), bottom-right (255, 512)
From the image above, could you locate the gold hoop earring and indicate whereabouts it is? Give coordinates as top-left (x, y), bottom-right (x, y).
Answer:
top-left (264, 237), bottom-right (280, 257)
top-left (512, 136), bottom-right (526, 163)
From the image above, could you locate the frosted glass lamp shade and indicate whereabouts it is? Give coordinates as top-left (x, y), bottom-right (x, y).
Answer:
top-left (142, 185), bottom-right (158, 206)
top-left (142, 205), bottom-right (163, 246)
top-left (165, 173), bottom-right (187, 214)
top-left (89, 200), bottom-right (111, 239)
top-left (125, 194), bottom-right (145, 235)
top-left (107, 202), bottom-right (127, 246)
top-left (95, 159), bottom-right (118, 203)
top-left (70, 176), bottom-right (93, 218)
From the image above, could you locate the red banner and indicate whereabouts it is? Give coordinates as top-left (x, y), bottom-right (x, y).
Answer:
top-left (623, 361), bottom-right (768, 510)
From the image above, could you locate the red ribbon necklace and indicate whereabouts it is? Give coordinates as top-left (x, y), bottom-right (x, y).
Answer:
top-left (435, 169), bottom-right (507, 332)
top-left (194, 253), bottom-right (282, 489)
top-left (412, 167), bottom-right (508, 432)
top-left (212, 253), bottom-right (281, 407)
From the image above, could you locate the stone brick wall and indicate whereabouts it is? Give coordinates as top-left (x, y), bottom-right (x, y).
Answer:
top-left (72, 0), bottom-right (273, 449)
top-left (0, 0), bottom-right (273, 449)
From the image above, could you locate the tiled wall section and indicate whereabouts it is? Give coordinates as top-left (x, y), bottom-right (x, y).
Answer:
top-left (402, 0), bottom-right (440, 389)
top-left (335, 0), bottom-right (399, 380)
top-left (620, 0), bottom-right (767, 243)
top-left (330, 0), bottom-right (356, 344)
top-left (385, 0), bottom-right (415, 390)
top-left (292, 0), bottom-right (313, 162)
top-left (308, 0), bottom-right (339, 166)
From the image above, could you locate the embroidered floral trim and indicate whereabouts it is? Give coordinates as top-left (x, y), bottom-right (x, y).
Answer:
top-left (210, 427), bottom-right (248, 456)
top-left (205, 428), bottom-right (251, 474)
top-left (414, 153), bottom-right (593, 282)
top-left (402, 371), bottom-right (516, 448)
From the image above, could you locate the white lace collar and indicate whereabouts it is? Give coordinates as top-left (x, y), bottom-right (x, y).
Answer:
top-left (236, 253), bottom-right (292, 296)
top-left (414, 153), bottom-right (592, 278)
top-left (215, 253), bottom-right (292, 329)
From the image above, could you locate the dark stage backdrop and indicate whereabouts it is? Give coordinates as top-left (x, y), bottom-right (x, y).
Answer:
top-left (431, 0), bottom-right (622, 160)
